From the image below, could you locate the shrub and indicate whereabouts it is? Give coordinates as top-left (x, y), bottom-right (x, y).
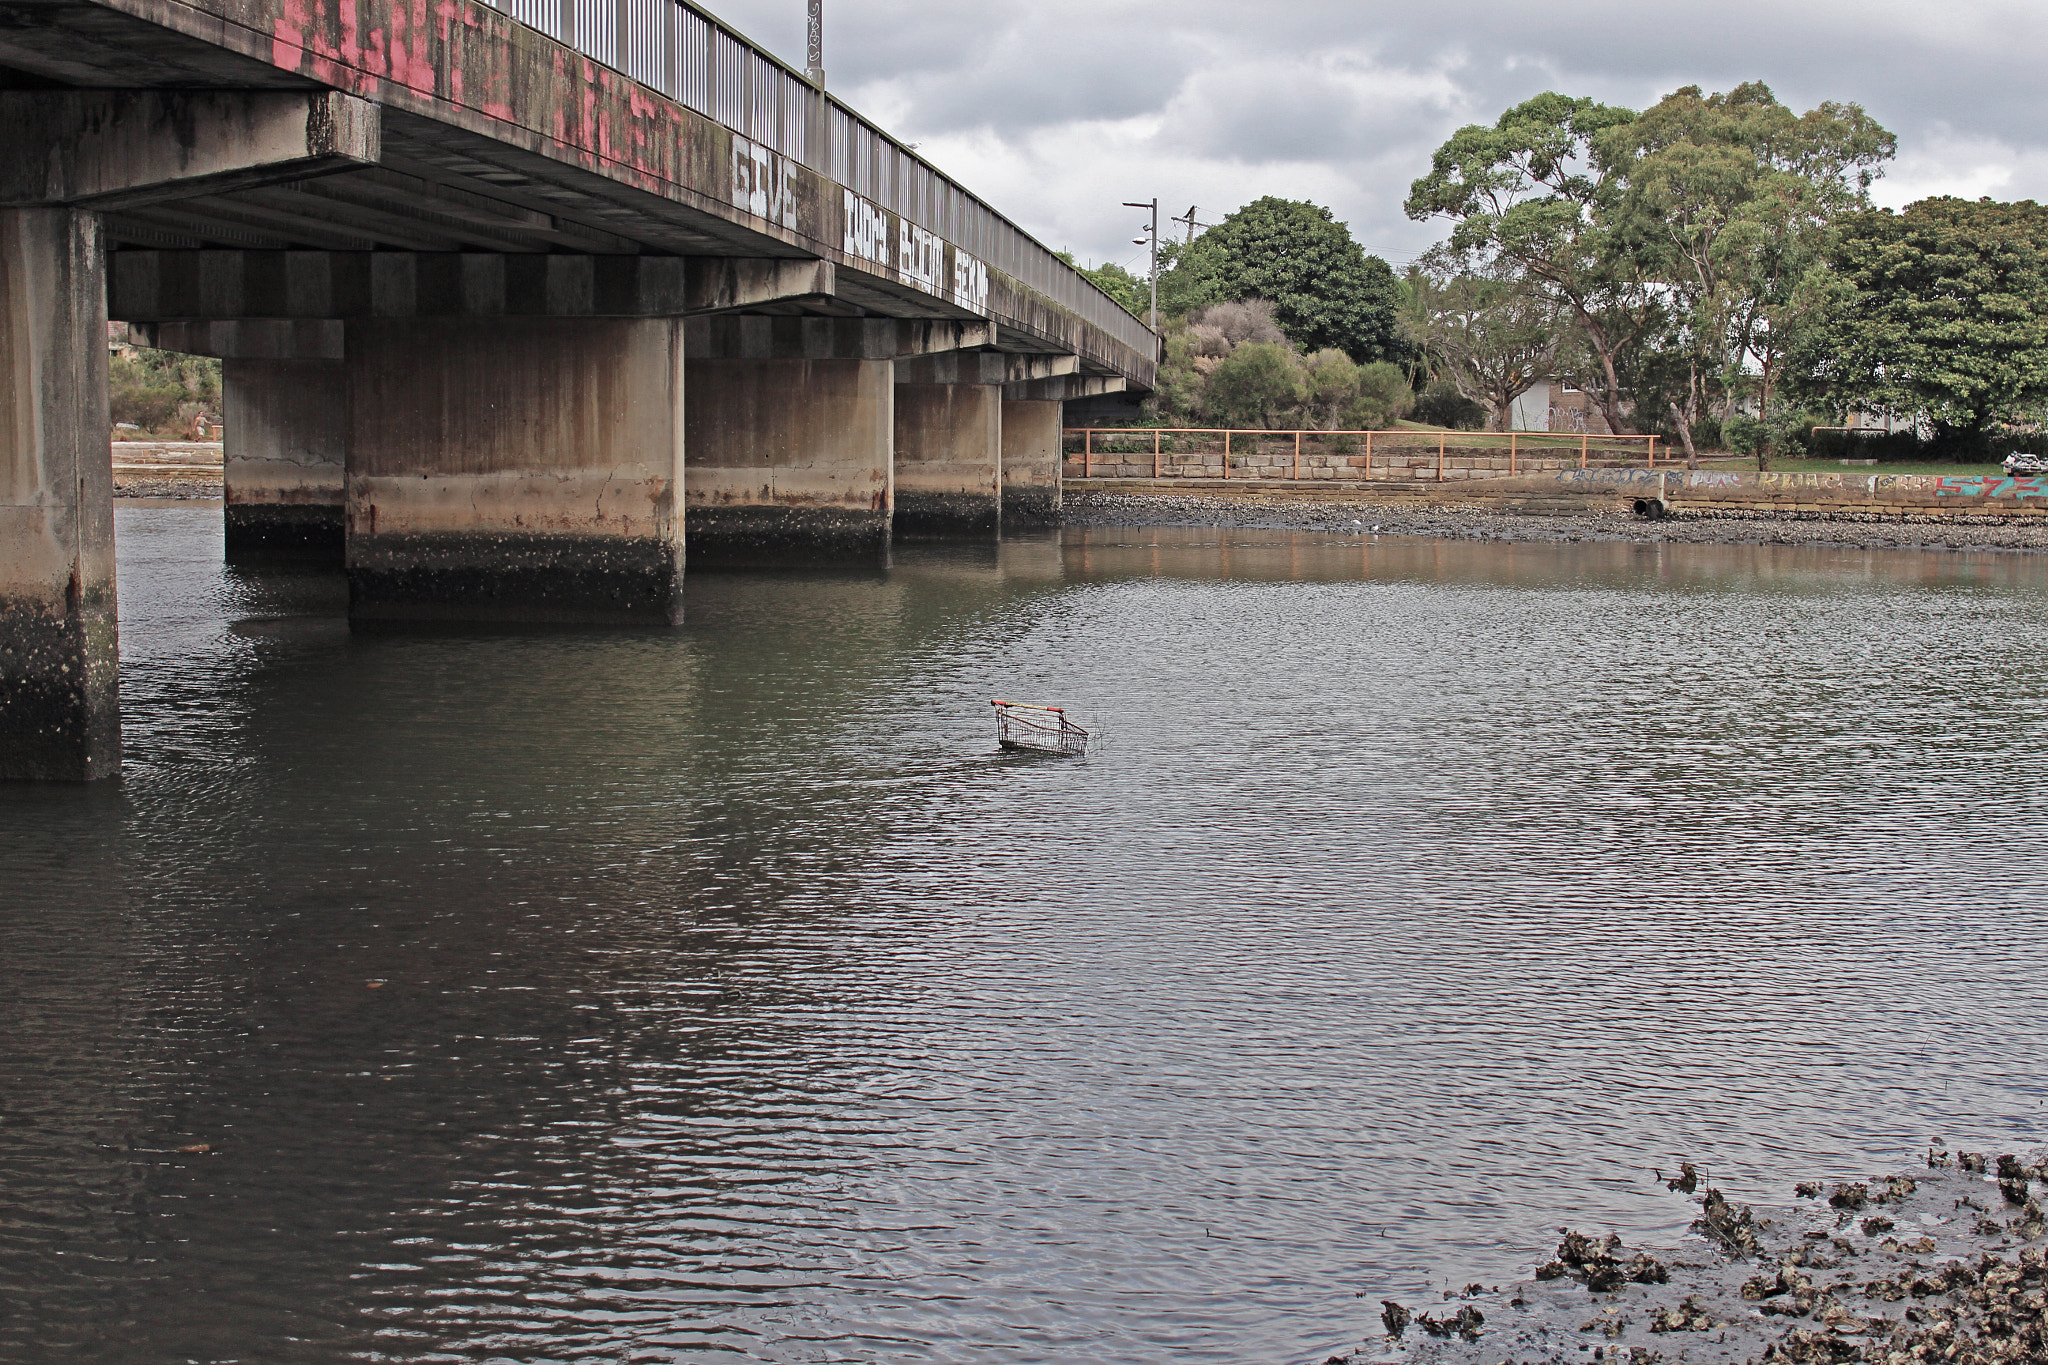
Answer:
top-left (1191, 298), bottom-right (1288, 349)
top-left (1203, 342), bottom-right (1306, 427)
top-left (1349, 361), bottom-right (1415, 428)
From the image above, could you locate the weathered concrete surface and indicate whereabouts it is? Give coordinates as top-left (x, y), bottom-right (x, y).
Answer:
top-left (0, 208), bottom-right (117, 779)
top-left (0, 90), bottom-right (377, 208)
top-left (684, 357), bottom-right (892, 564)
top-left (222, 358), bottom-right (345, 560)
top-left (1000, 398), bottom-right (1061, 526)
top-left (894, 379), bottom-right (1002, 536)
top-left (345, 317), bottom-right (683, 623)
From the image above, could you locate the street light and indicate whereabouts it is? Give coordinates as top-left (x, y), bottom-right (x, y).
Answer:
top-left (1122, 197), bottom-right (1158, 334)
top-left (805, 0), bottom-right (823, 86)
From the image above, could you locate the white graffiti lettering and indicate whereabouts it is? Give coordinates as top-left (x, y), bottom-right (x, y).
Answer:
top-left (898, 219), bottom-right (944, 293)
top-left (950, 250), bottom-right (988, 314)
top-left (731, 136), bottom-right (797, 230)
top-left (842, 190), bottom-right (889, 265)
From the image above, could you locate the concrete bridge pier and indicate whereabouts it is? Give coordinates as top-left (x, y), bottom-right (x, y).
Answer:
top-left (893, 353), bottom-right (1006, 536)
top-left (0, 208), bottom-right (118, 779)
top-left (893, 354), bottom-right (1090, 536)
top-left (682, 317), bottom-right (996, 565)
top-left (345, 317), bottom-right (685, 624)
top-left (129, 322), bottom-right (351, 563)
top-left (1000, 398), bottom-right (1064, 527)
top-left (223, 354), bottom-right (347, 562)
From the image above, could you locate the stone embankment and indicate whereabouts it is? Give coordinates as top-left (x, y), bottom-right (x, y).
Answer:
top-left (1063, 493), bottom-right (2048, 553)
top-left (1065, 465), bottom-right (2048, 546)
top-left (1333, 1149), bottom-right (2048, 1365)
top-left (112, 440), bottom-right (222, 499)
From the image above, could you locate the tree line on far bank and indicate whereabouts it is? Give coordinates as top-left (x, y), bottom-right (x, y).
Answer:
top-left (1077, 82), bottom-right (2048, 463)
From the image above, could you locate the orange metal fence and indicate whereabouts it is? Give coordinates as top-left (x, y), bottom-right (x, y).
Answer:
top-left (1060, 427), bottom-right (1663, 482)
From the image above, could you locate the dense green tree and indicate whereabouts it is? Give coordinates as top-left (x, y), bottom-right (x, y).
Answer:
top-left (1206, 198), bottom-right (1400, 360)
top-left (1406, 92), bottom-right (1654, 434)
top-left (1600, 82), bottom-right (1893, 460)
top-left (1059, 251), bottom-right (1148, 319)
top-left (1156, 237), bottom-right (1226, 319)
top-left (1154, 199), bottom-right (1400, 361)
top-left (1796, 197), bottom-right (2048, 450)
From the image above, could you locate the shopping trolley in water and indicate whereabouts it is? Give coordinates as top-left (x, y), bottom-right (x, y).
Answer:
top-left (991, 700), bottom-right (1089, 754)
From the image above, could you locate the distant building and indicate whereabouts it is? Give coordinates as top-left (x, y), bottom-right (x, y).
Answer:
top-left (1509, 379), bottom-right (1604, 433)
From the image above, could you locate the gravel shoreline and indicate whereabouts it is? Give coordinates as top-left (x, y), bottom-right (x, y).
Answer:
top-left (1335, 1151), bottom-right (2048, 1365)
top-left (114, 473), bottom-right (222, 500)
top-left (1063, 493), bottom-right (2048, 554)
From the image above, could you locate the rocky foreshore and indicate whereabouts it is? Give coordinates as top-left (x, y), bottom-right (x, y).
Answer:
top-left (1064, 493), bottom-right (2048, 553)
top-left (1335, 1149), bottom-right (2048, 1365)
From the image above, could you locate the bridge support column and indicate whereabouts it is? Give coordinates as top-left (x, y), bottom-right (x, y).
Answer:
top-left (1000, 399), bottom-right (1063, 526)
top-left (893, 376), bottom-right (1002, 536)
top-left (223, 359), bottom-right (346, 562)
top-left (344, 318), bottom-right (684, 624)
top-left (0, 208), bottom-right (118, 779)
top-left (683, 357), bottom-right (894, 564)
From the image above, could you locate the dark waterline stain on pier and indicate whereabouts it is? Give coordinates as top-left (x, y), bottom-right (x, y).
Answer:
top-left (5, 508), bottom-right (2048, 1364)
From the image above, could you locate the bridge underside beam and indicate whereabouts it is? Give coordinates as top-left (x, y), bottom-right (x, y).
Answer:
top-left (895, 351), bottom-right (1078, 386)
top-left (0, 91), bottom-right (379, 210)
top-left (110, 251), bottom-right (837, 320)
top-left (685, 315), bottom-right (994, 361)
top-left (1004, 375), bottom-right (1127, 402)
top-left (0, 208), bottom-right (118, 780)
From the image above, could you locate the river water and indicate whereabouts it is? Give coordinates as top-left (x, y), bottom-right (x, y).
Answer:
top-left (7, 507), bottom-right (2048, 1364)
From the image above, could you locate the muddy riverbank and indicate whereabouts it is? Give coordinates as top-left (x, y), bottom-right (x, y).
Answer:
top-left (1337, 1150), bottom-right (2048, 1365)
top-left (1064, 492), bottom-right (2048, 553)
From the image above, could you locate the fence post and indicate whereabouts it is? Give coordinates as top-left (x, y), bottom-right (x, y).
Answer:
top-left (1580, 432), bottom-right (1588, 469)
top-left (1293, 430), bottom-right (1301, 481)
top-left (1366, 429), bottom-right (1374, 478)
top-left (1648, 436), bottom-right (1657, 466)
top-left (1085, 428), bottom-right (1093, 479)
top-left (1510, 431), bottom-right (1517, 475)
top-left (1438, 432), bottom-right (1446, 482)
top-left (1153, 429), bottom-right (1161, 479)
top-left (1222, 430), bottom-right (1229, 480)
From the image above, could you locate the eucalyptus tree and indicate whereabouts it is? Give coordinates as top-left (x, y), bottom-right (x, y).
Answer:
top-left (1405, 92), bottom-right (1654, 435)
top-left (1401, 257), bottom-right (1561, 431)
top-left (1599, 82), bottom-right (1894, 461)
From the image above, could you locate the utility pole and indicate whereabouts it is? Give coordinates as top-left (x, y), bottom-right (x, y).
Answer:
top-left (805, 0), bottom-right (823, 86)
top-left (1123, 197), bottom-right (1158, 334)
top-left (1170, 204), bottom-right (1203, 244)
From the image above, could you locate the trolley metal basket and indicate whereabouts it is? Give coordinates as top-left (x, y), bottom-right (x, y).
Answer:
top-left (991, 700), bottom-right (1089, 754)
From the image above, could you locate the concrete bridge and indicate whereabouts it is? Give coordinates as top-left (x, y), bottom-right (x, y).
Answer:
top-left (0, 0), bottom-right (1157, 779)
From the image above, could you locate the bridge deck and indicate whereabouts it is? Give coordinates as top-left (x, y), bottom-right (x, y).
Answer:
top-left (0, 0), bottom-right (1156, 383)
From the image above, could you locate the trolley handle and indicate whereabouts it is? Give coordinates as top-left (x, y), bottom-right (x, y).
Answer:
top-left (991, 699), bottom-right (1063, 714)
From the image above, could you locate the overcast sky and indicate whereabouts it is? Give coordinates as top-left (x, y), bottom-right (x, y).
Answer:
top-left (710, 0), bottom-right (2047, 275)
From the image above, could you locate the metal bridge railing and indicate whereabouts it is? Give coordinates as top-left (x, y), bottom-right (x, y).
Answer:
top-left (487, 0), bottom-right (1157, 363)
